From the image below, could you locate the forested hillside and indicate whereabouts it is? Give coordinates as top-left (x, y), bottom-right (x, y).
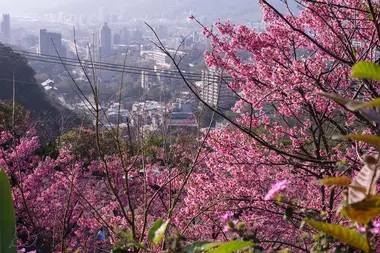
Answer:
top-left (0, 44), bottom-right (58, 115)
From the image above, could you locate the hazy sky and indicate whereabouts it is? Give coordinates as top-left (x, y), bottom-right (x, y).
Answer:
top-left (0, 0), bottom-right (74, 15)
top-left (0, 0), bottom-right (296, 18)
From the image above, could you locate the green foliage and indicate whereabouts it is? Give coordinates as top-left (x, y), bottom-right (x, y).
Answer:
top-left (0, 168), bottom-right (17, 253)
top-left (0, 44), bottom-right (58, 117)
top-left (342, 195), bottom-right (380, 224)
top-left (59, 128), bottom-right (128, 159)
top-left (306, 220), bottom-right (369, 253)
top-left (345, 97), bottom-right (380, 111)
top-left (184, 242), bottom-right (222, 253)
top-left (316, 66), bottom-right (380, 252)
top-left (278, 249), bottom-right (291, 253)
top-left (0, 101), bottom-right (31, 136)
top-left (142, 85), bottom-right (173, 102)
top-left (36, 141), bottom-right (60, 159)
top-left (182, 241), bottom-right (254, 253)
top-left (333, 134), bottom-right (380, 149)
top-left (208, 241), bottom-right (254, 253)
top-left (315, 176), bottom-right (351, 186)
top-left (148, 219), bottom-right (170, 244)
top-left (351, 61), bottom-right (380, 80)
top-left (112, 228), bottom-right (145, 252)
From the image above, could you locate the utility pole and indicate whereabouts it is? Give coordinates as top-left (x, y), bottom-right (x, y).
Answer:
top-left (12, 71), bottom-right (15, 136)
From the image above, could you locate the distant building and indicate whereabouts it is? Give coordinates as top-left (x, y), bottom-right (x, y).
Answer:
top-left (113, 33), bottom-right (121, 45)
top-left (120, 27), bottom-right (130, 44)
top-left (131, 29), bottom-right (143, 43)
top-left (22, 34), bottom-right (38, 48)
top-left (41, 79), bottom-right (58, 91)
top-left (39, 29), bottom-right (66, 57)
top-left (130, 101), bottom-right (167, 131)
top-left (141, 71), bottom-right (151, 89)
top-left (148, 49), bottom-right (186, 69)
top-left (156, 25), bottom-right (168, 39)
top-left (193, 32), bottom-right (200, 43)
top-left (152, 50), bottom-right (170, 68)
top-left (184, 37), bottom-right (193, 47)
top-left (103, 102), bottom-right (130, 126)
top-left (100, 23), bottom-right (112, 56)
top-left (199, 69), bottom-right (235, 109)
top-left (87, 32), bottom-right (100, 60)
top-left (167, 112), bottom-right (198, 134)
top-left (98, 7), bottom-right (110, 23)
top-left (0, 14), bottom-right (11, 42)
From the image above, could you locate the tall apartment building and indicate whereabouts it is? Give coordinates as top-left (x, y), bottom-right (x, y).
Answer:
top-left (120, 27), bottom-right (130, 44)
top-left (100, 23), bottom-right (112, 56)
top-left (0, 14), bottom-right (11, 42)
top-left (199, 69), bottom-right (235, 109)
top-left (141, 71), bottom-right (150, 89)
top-left (39, 29), bottom-right (66, 57)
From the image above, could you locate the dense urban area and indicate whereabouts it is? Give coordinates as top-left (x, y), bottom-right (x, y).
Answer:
top-left (3, 1), bottom-right (380, 253)
top-left (0, 5), bottom-right (266, 137)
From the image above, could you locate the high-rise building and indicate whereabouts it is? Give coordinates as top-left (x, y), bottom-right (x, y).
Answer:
top-left (39, 29), bottom-right (66, 57)
top-left (199, 69), bottom-right (235, 108)
top-left (113, 33), bottom-right (120, 45)
top-left (100, 23), bottom-right (112, 56)
top-left (131, 29), bottom-right (143, 43)
top-left (98, 7), bottom-right (109, 22)
top-left (141, 71), bottom-right (150, 89)
top-left (58, 12), bottom-right (64, 22)
top-left (193, 32), bottom-right (200, 43)
top-left (0, 14), bottom-right (11, 42)
top-left (87, 32), bottom-right (100, 61)
top-left (120, 27), bottom-right (130, 44)
top-left (156, 25), bottom-right (168, 39)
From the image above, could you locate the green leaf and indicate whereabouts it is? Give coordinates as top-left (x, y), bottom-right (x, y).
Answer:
top-left (148, 219), bottom-right (163, 242)
top-left (314, 176), bottom-right (351, 186)
top-left (148, 219), bottom-right (170, 244)
top-left (346, 98), bottom-right (380, 111)
top-left (343, 195), bottom-right (380, 224)
top-left (208, 241), bottom-right (254, 253)
top-left (185, 242), bottom-right (221, 253)
top-left (0, 168), bottom-right (17, 253)
top-left (352, 61), bottom-right (380, 80)
top-left (318, 92), bottom-right (350, 105)
top-left (332, 134), bottom-right (380, 149)
top-left (306, 220), bottom-right (369, 252)
top-left (284, 206), bottom-right (294, 220)
top-left (153, 219), bottom-right (169, 244)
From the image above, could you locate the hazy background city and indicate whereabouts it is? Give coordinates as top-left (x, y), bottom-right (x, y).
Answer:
top-left (0, 0), bottom-right (293, 136)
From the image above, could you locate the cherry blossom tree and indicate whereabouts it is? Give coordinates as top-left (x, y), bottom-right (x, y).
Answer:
top-left (5, 0), bottom-right (380, 252)
top-left (161, 0), bottom-right (380, 251)
top-left (1, 128), bottom-right (206, 252)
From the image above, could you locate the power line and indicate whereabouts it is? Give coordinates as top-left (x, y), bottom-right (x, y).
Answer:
top-left (8, 49), bottom-right (233, 82)
top-left (0, 48), bottom-right (236, 97)
top-left (0, 51), bottom-right (205, 82)
top-left (10, 49), bottom-right (207, 79)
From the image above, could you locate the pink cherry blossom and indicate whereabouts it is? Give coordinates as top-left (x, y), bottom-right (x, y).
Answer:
top-left (264, 180), bottom-right (289, 201)
top-left (4, 0), bottom-right (380, 252)
top-left (220, 211), bottom-right (234, 222)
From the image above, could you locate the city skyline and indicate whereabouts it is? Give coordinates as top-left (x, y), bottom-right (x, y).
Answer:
top-left (0, 0), bottom-right (270, 22)
top-left (0, 14), bottom-right (10, 43)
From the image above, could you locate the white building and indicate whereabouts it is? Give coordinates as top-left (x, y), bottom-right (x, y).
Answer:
top-left (198, 69), bottom-right (235, 108)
